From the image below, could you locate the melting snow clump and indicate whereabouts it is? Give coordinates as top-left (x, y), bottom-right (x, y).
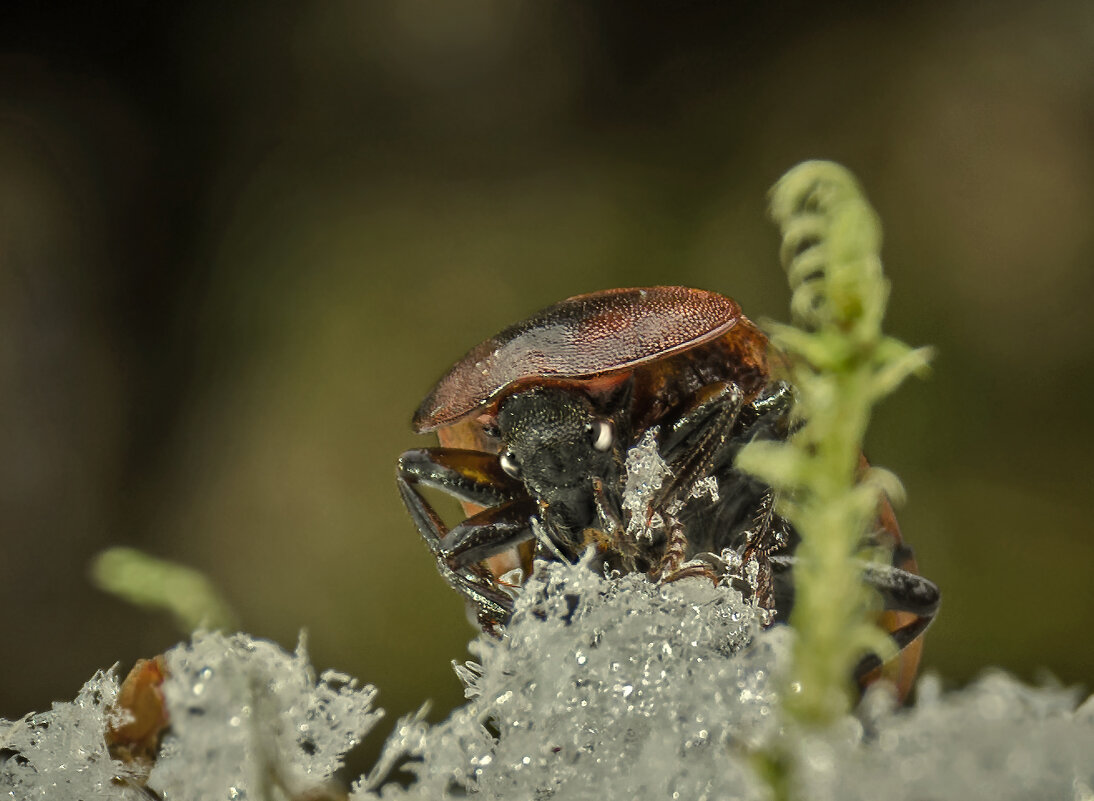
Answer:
top-left (355, 558), bottom-right (1094, 801)
top-left (0, 667), bottom-right (147, 800)
top-left (3, 567), bottom-right (1093, 800)
top-left (622, 427), bottom-right (673, 541)
top-left (790, 670), bottom-right (1094, 801)
top-left (358, 555), bottom-right (786, 800)
top-left (1, 632), bottom-right (382, 801)
top-left (148, 632), bottom-right (382, 800)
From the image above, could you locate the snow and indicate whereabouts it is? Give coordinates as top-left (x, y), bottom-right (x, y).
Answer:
top-left (147, 632), bottom-right (382, 801)
top-left (354, 559), bottom-right (1094, 801)
top-left (622, 427), bottom-right (672, 542)
top-left (4, 566), bottom-right (1092, 801)
top-left (0, 667), bottom-right (147, 800)
top-left (358, 555), bottom-right (782, 801)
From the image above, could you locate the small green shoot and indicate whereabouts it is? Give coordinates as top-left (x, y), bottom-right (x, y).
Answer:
top-left (91, 546), bottom-right (239, 634)
top-left (738, 160), bottom-right (932, 725)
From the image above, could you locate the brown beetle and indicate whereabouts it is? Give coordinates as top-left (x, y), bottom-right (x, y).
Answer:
top-left (397, 286), bottom-right (937, 697)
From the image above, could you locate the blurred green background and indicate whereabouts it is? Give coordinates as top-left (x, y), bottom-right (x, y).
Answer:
top-left (2, 0), bottom-right (1091, 774)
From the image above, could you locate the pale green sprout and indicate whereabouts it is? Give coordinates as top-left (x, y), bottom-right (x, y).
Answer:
top-left (738, 160), bottom-right (933, 725)
top-left (91, 546), bottom-right (238, 633)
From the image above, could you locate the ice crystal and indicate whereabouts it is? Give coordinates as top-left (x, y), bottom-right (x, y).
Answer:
top-left (789, 672), bottom-right (1094, 801)
top-left (352, 558), bottom-right (1093, 801)
top-left (356, 555), bottom-right (786, 801)
top-left (146, 631), bottom-right (382, 801)
top-left (0, 667), bottom-right (146, 800)
top-left (620, 426), bottom-right (721, 544)
top-left (687, 474), bottom-right (720, 506)
top-left (622, 427), bottom-right (671, 541)
top-left (4, 575), bottom-right (1092, 800)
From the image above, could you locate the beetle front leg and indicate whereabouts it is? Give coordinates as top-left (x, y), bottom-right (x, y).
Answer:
top-left (441, 498), bottom-right (540, 569)
top-left (736, 381), bottom-right (795, 441)
top-left (657, 381), bottom-right (745, 501)
top-left (396, 476), bottom-right (513, 630)
top-left (647, 382), bottom-right (745, 578)
top-left (659, 380), bottom-right (793, 466)
top-left (653, 381), bottom-right (794, 515)
top-left (398, 447), bottom-right (524, 508)
top-left (654, 382), bottom-right (795, 579)
top-left (397, 448), bottom-right (528, 629)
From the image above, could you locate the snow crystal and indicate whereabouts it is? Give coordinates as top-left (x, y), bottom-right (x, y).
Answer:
top-left (4, 571), bottom-right (1092, 801)
top-left (790, 671), bottom-right (1094, 801)
top-left (0, 667), bottom-right (148, 800)
top-left (351, 558), bottom-right (1093, 801)
top-left (146, 631), bottom-right (382, 801)
top-left (356, 555), bottom-right (784, 801)
top-left (619, 426), bottom-right (720, 542)
top-left (622, 427), bottom-right (672, 541)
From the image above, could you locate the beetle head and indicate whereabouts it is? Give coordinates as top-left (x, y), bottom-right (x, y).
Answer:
top-left (496, 385), bottom-right (617, 528)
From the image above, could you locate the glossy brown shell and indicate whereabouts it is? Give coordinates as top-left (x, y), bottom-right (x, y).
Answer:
top-left (414, 286), bottom-right (746, 432)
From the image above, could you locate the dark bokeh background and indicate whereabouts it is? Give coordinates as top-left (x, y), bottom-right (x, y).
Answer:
top-left (3, 0), bottom-right (1092, 773)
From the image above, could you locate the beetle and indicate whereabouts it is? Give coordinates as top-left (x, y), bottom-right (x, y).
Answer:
top-left (397, 286), bottom-right (938, 697)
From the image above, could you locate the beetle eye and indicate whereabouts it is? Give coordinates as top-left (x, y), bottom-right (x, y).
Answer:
top-left (499, 451), bottom-right (522, 479)
top-left (589, 419), bottom-right (614, 452)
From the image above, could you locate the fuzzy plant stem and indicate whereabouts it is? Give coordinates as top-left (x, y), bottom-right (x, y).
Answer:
top-left (737, 161), bottom-right (933, 726)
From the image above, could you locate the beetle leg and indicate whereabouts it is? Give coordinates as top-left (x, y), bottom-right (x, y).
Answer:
top-left (653, 382), bottom-right (796, 579)
top-left (728, 490), bottom-right (787, 610)
top-left (591, 475), bottom-right (624, 533)
top-left (852, 560), bottom-right (940, 690)
top-left (398, 447), bottom-right (524, 508)
top-left (397, 448), bottom-right (527, 629)
top-left (659, 381), bottom-right (795, 513)
top-left (851, 616), bottom-right (935, 684)
top-left (658, 380), bottom-right (792, 460)
top-left (736, 381), bottom-right (795, 440)
top-left (643, 382), bottom-right (746, 577)
top-left (589, 476), bottom-right (641, 572)
top-left (858, 560), bottom-right (941, 619)
top-left (769, 554), bottom-right (940, 683)
top-left (397, 447), bottom-right (524, 565)
top-left (769, 554), bottom-right (940, 621)
top-left (656, 517), bottom-right (689, 577)
top-left (441, 498), bottom-right (540, 569)
top-left (396, 476), bottom-right (514, 629)
top-left (654, 381), bottom-right (746, 512)
top-left (659, 381), bottom-right (744, 461)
